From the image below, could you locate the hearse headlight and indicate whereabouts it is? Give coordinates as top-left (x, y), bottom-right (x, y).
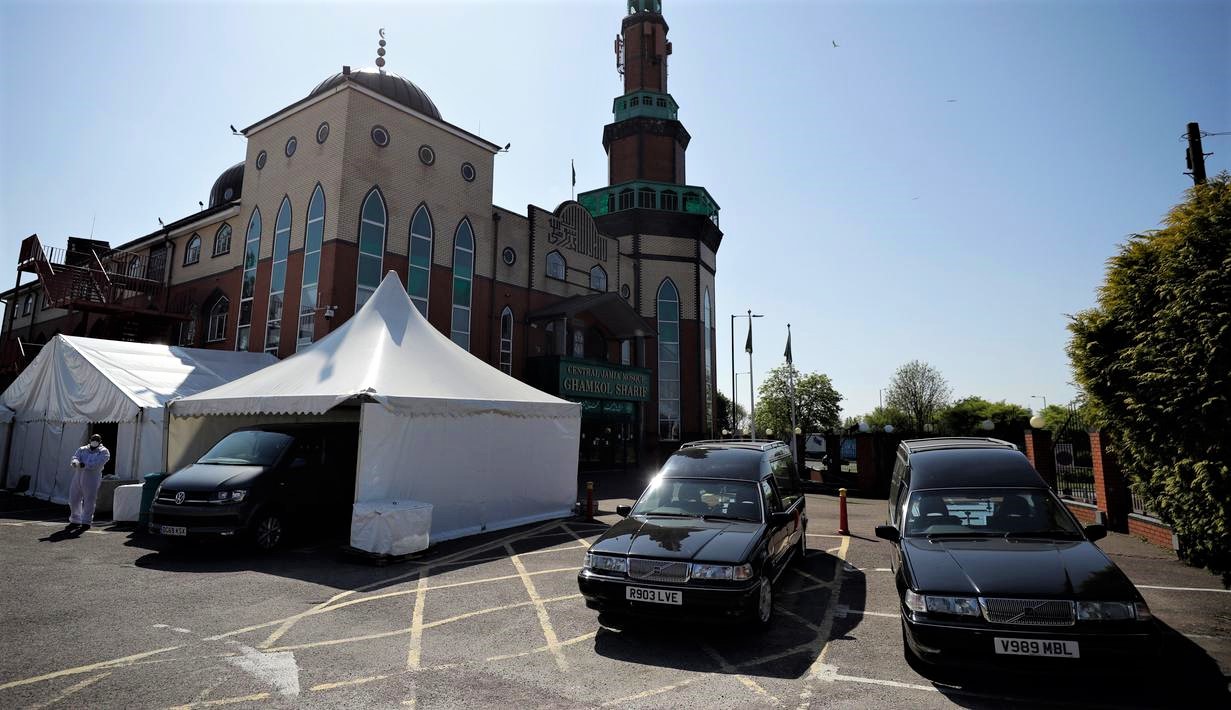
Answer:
top-left (1076, 601), bottom-right (1137, 621)
top-left (905, 590), bottom-right (979, 617)
top-left (584, 553), bottom-right (627, 574)
top-left (1133, 601), bottom-right (1153, 621)
top-left (691, 564), bottom-right (733, 580)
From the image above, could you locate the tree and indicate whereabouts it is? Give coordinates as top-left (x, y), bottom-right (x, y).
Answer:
top-left (884, 360), bottom-right (952, 433)
top-left (862, 406), bottom-right (912, 432)
top-left (937, 397), bottom-right (1031, 435)
top-left (1068, 174), bottom-right (1231, 583)
top-left (716, 391), bottom-right (747, 434)
top-left (752, 364), bottom-right (842, 438)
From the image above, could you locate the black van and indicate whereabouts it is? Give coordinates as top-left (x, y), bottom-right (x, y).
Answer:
top-left (149, 423), bottom-right (358, 550)
top-left (876, 437), bottom-right (1157, 671)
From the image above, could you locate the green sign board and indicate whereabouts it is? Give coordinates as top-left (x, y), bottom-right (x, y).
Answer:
top-left (570, 398), bottom-right (636, 417)
top-left (558, 357), bottom-right (651, 402)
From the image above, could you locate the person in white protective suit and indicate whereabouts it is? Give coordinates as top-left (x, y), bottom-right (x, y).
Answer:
top-left (65, 434), bottom-right (111, 534)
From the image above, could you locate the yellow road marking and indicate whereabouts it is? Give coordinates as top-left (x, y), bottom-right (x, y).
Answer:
top-left (484, 631), bottom-right (596, 662)
top-left (558, 523), bottom-right (592, 548)
top-left (259, 589), bottom-right (355, 649)
top-left (0, 645), bottom-right (182, 691)
top-left (790, 567), bottom-right (837, 588)
top-left (423, 593), bottom-right (580, 630)
top-left (814, 535), bottom-right (850, 668)
top-left (268, 627), bottom-right (413, 653)
top-left (24, 671), bottom-right (111, 709)
top-left (506, 543), bottom-right (568, 672)
top-left (310, 674), bottom-right (390, 692)
top-left (406, 573), bottom-right (429, 670)
top-left (600, 678), bottom-right (696, 706)
top-left (167, 692), bottom-right (271, 709)
top-left (701, 645), bottom-right (780, 706)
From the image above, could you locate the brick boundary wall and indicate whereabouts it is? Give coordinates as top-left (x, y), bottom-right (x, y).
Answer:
top-left (1063, 500), bottom-right (1100, 525)
top-left (1128, 514), bottom-right (1177, 550)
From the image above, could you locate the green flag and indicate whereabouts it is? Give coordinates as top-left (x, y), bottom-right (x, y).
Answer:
top-left (784, 327), bottom-right (792, 364)
top-left (744, 323), bottom-right (753, 354)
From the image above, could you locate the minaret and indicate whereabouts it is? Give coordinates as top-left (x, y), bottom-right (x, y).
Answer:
top-left (605, 0), bottom-right (688, 185)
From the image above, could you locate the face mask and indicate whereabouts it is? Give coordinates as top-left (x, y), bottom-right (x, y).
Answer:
top-left (89, 442), bottom-right (100, 449)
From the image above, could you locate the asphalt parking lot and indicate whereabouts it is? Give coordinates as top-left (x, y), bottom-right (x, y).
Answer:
top-left (1, 489), bottom-right (1228, 709)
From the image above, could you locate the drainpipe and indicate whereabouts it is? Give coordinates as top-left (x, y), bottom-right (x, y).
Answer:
top-left (489, 211), bottom-right (501, 365)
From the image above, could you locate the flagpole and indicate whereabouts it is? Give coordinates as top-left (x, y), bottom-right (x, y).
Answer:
top-left (748, 309), bottom-right (756, 441)
top-left (787, 323), bottom-right (798, 462)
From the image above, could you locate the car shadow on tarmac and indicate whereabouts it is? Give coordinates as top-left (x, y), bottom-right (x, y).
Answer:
top-left (121, 515), bottom-right (600, 593)
top-left (912, 623), bottom-right (1230, 709)
top-left (590, 549), bottom-right (867, 679)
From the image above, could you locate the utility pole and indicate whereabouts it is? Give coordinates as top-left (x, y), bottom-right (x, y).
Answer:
top-left (1186, 122), bottom-right (1208, 186)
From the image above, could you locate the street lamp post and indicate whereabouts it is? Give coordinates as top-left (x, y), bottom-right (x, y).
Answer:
top-left (731, 311), bottom-right (763, 439)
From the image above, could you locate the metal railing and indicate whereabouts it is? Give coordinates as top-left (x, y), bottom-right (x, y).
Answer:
top-left (1130, 485), bottom-right (1157, 517)
top-left (1055, 466), bottom-right (1097, 506)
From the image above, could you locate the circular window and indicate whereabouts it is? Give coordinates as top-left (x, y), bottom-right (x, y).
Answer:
top-left (501, 247), bottom-right (516, 266)
top-left (620, 284), bottom-right (631, 300)
top-left (223, 187), bottom-right (234, 201)
top-left (255, 150), bottom-right (267, 170)
top-left (285, 136), bottom-right (297, 157)
top-left (371, 125), bottom-right (390, 147)
top-left (460, 162), bottom-right (477, 182)
top-left (418, 144), bottom-right (436, 165)
top-left (316, 122), bottom-right (330, 144)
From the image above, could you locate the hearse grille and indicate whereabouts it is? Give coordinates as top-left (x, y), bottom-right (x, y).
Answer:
top-left (980, 598), bottom-right (1075, 626)
top-left (628, 558), bottom-right (690, 584)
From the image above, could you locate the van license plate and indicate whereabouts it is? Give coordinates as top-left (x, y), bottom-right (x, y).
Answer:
top-left (160, 525), bottom-right (187, 537)
top-left (994, 638), bottom-right (1079, 658)
top-left (625, 586), bottom-right (681, 605)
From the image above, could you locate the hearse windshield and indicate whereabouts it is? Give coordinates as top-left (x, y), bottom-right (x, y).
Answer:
top-left (903, 488), bottom-right (1082, 539)
top-left (197, 431), bottom-right (294, 466)
top-left (631, 477), bottom-right (762, 522)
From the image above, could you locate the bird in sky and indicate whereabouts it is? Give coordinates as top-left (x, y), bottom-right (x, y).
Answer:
top-left (945, 99), bottom-right (958, 103)
top-left (832, 40), bottom-right (839, 48)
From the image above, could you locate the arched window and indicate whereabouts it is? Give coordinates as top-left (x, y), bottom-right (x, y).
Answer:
top-left (264, 197), bottom-right (292, 355)
top-left (236, 207), bottom-right (261, 351)
top-left (213, 223), bottom-right (232, 256)
top-left (589, 265), bottom-right (608, 291)
top-left (546, 251), bottom-right (566, 280)
top-left (499, 307), bottom-right (514, 375)
top-left (660, 190), bottom-right (679, 212)
top-left (638, 187), bottom-right (656, 209)
top-left (702, 287), bottom-right (714, 436)
top-left (355, 188), bottom-right (386, 310)
top-left (298, 185), bottom-right (325, 350)
top-left (618, 188), bottom-right (635, 210)
top-left (408, 204), bottom-right (433, 317)
top-left (127, 256), bottom-right (142, 277)
top-left (183, 234), bottom-right (202, 265)
top-left (657, 279), bottom-right (680, 441)
top-left (207, 297), bottom-right (229, 343)
top-left (21, 293), bottom-right (32, 316)
top-left (450, 219), bottom-right (474, 350)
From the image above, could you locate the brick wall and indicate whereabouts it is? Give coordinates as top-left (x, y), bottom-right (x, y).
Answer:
top-left (1128, 515), bottom-right (1175, 550)
top-left (1064, 501), bottom-right (1099, 525)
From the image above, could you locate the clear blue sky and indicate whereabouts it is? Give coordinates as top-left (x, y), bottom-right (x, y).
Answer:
top-left (2, 0), bottom-right (1228, 420)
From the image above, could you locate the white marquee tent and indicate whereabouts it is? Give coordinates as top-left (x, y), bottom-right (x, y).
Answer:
top-left (169, 272), bottom-right (581, 552)
top-left (1, 336), bottom-right (276, 502)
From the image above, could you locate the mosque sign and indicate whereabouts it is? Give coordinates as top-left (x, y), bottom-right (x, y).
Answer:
top-left (559, 357), bottom-right (650, 402)
top-left (546, 203), bottom-right (610, 262)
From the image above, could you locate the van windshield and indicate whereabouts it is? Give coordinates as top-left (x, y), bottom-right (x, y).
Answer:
top-left (903, 488), bottom-right (1082, 538)
top-left (198, 431), bottom-right (293, 466)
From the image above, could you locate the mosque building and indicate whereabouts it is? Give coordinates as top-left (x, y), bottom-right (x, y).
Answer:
top-left (1, 0), bottom-right (721, 472)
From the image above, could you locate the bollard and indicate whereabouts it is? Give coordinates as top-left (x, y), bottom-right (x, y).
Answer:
top-left (586, 481), bottom-right (595, 518)
top-left (837, 487), bottom-right (850, 535)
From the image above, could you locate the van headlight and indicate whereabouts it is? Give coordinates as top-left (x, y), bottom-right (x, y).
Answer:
top-left (214, 489), bottom-right (247, 504)
top-left (1076, 601), bottom-right (1137, 621)
top-left (905, 590), bottom-right (980, 616)
top-left (584, 553), bottom-right (627, 574)
top-left (691, 563), bottom-right (754, 581)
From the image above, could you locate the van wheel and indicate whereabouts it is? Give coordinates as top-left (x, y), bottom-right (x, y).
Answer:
top-left (251, 512), bottom-right (284, 551)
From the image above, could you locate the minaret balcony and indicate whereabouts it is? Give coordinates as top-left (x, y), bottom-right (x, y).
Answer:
top-left (579, 180), bottom-right (720, 226)
top-left (612, 92), bottom-right (679, 122)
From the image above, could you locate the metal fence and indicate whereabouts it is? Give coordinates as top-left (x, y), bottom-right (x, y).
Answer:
top-left (1130, 484), bottom-right (1157, 517)
top-left (1056, 466), bottom-right (1097, 505)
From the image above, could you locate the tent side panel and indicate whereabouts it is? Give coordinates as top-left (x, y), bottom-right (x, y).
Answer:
top-left (136, 410), bottom-right (166, 479)
top-left (167, 410), bottom-right (362, 472)
top-left (8, 421), bottom-right (32, 491)
top-left (356, 404), bottom-right (580, 543)
top-left (34, 422), bottom-right (63, 502)
top-left (115, 421), bottom-right (138, 480)
top-left (0, 422), bottom-right (10, 488)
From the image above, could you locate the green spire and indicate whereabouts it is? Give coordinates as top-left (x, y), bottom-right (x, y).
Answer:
top-left (628, 0), bottom-right (662, 15)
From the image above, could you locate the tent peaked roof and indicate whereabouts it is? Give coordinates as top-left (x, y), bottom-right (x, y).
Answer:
top-left (0, 335), bottom-right (277, 423)
top-left (172, 272), bottom-right (578, 418)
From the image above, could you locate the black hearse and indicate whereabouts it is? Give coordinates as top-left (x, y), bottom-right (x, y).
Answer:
top-left (875, 438), bottom-right (1157, 670)
top-left (577, 440), bottom-right (806, 628)
top-left (149, 424), bottom-right (358, 550)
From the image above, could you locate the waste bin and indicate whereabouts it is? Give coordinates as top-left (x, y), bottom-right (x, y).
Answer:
top-left (138, 472), bottom-right (170, 527)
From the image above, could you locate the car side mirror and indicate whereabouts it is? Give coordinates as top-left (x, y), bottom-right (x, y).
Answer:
top-left (875, 525), bottom-right (900, 543)
top-left (615, 504), bottom-right (632, 517)
top-left (770, 511), bottom-right (794, 526)
top-left (1084, 524), bottom-right (1107, 542)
